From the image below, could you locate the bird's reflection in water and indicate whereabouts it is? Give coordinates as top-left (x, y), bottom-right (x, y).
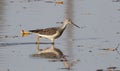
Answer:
top-left (31, 44), bottom-right (79, 70)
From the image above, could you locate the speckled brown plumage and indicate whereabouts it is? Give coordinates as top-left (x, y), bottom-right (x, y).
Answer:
top-left (29, 27), bottom-right (59, 35)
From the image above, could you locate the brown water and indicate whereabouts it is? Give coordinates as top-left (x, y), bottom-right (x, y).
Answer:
top-left (0, 0), bottom-right (120, 71)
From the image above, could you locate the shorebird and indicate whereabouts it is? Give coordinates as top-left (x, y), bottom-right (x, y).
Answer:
top-left (21, 18), bottom-right (80, 44)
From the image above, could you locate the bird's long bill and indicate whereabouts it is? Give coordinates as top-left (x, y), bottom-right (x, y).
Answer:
top-left (71, 22), bottom-right (80, 28)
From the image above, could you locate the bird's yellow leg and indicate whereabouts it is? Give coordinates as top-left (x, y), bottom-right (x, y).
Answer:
top-left (51, 39), bottom-right (55, 44)
top-left (36, 43), bottom-right (40, 51)
top-left (36, 36), bottom-right (40, 44)
top-left (21, 30), bottom-right (30, 37)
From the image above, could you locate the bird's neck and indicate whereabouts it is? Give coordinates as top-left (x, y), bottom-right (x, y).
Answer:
top-left (60, 22), bottom-right (68, 30)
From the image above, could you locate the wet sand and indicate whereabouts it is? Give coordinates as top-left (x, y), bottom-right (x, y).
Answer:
top-left (0, 0), bottom-right (120, 71)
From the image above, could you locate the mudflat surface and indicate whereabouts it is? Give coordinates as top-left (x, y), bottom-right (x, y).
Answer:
top-left (0, 0), bottom-right (120, 71)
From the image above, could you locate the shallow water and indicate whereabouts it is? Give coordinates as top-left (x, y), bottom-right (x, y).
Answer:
top-left (0, 0), bottom-right (120, 71)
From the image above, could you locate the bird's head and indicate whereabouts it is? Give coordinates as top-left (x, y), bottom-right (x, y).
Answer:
top-left (64, 18), bottom-right (80, 28)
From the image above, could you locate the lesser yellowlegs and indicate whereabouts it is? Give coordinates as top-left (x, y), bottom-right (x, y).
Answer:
top-left (22, 18), bottom-right (80, 44)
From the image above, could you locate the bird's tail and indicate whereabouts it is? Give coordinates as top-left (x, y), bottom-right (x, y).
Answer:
top-left (21, 30), bottom-right (31, 37)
